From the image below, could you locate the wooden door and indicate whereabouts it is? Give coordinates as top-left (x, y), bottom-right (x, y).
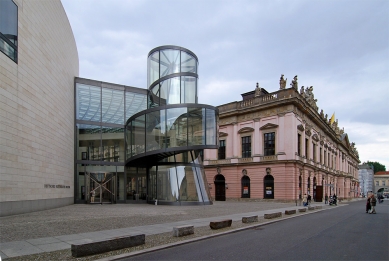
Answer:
top-left (215, 181), bottom-right (226, 201)
top-left (315, 185), bottom-right (323, 202)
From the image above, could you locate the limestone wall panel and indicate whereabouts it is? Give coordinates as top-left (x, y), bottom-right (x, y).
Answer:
top-left (0, 0), bottom-right (78, 205)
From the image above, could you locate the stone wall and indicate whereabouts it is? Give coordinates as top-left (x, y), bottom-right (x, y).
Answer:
top-left (0, 0), bottom-right (78, 216)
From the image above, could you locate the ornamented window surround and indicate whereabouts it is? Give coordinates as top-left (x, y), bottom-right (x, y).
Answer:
top-left (237, 127), bottom-right (254, 158)
top-left (240, 135), bottom-right (252, 158)
top-left (260, 123), bottom-right (278, 156)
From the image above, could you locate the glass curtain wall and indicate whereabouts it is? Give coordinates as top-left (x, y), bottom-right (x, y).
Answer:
top-left (75, 79), bottom-right (147, 203)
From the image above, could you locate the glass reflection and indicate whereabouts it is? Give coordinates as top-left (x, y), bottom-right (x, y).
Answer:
top-left (181, 76), bottom-right (196, 103)
top-left (160, 49), bottom-right (180, 77)
top-left (125, 92), bottom-right (147, 119)
top-left (188, 107), bottom-right (205, 146)
top-left (101, 127), bottom-right (124, 162)
top-left (102, 88), bottom-right (124, 124)
top-left (180, 52), bottom-right (197, 73)
top-left (157, 165), bottom-right (179, 202)
top-left (131, 115), bottom-right (145, 156)
top-left (160, 77), bottom-right (180, 105)
top-left (77, 124), bottom-right (101, 161)
top-left (76, 84), bottom-right (101, 122)
top-left (206, 109), bottom-right (216, 145)
top-left (148, 51), bottom-right (159, 86)
top-left (146, 109), bottom-right (166, 151)
top-left (166, 107), bottom-right (188, 148)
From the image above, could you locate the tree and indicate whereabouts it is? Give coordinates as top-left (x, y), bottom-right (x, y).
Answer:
top-left (363, 161), bottom-right (386, 173)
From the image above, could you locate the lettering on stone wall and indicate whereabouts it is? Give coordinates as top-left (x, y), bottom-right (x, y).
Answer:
top-left (44, 184), bottom-right (70, 189)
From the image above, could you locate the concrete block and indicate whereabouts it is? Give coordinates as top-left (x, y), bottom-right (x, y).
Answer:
top-left (242, 215), bottom-right (259, 223)
top-left (264, 212), bottom-right (282, 219)
top-left (298, 208), bottom-right (307, 212)
top-left (210, 219), bottom-right (232, 229)
top-left (71, 234), bottom-right (145, 257)
top-left (308, 206), bottom-right (315, 210)
top-left (173, 225), bottom-right (194, 237)
top-left (315, 206), bottom-right (322, 209)
top-left (285, 210), bottom-right (296, 215)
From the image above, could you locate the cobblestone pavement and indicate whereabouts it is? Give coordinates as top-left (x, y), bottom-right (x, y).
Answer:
top-left (0, 200), bottom-right (295, 243)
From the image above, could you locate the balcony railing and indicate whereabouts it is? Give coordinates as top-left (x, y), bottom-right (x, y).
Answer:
top-left (219, 88), bottom-right (297, 113)
top-left (260, 155), bottom-right (278, 161)
top-left (207, 159), bottom-right (231, 165)
top-left (238, 157), bottom-right (253, 163)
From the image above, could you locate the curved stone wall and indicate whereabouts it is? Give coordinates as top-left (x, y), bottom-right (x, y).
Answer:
top-left (0, 0), bottom-right (79, 216)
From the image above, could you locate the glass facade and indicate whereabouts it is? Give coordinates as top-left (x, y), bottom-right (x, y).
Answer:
top-left (0, 0), bottom-right (18, 62)
top-left (147, 46), bottom-right (198, 108)
top-left (76, 46), bottom-right (217, 206)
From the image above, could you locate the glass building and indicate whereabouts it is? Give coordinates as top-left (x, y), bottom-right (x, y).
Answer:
top-left (75, 46), bottom-right (218, 205)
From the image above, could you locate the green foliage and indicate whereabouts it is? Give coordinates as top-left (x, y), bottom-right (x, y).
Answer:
top-left (363, 161), bottom-right (386, 173)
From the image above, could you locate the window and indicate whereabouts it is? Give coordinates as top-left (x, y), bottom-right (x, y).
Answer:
top-left (313, 142), bottom-right (316, 162)
top-left (320, 148), bottom-right (322, 164)
top-left (324, 150), bottom-right (327, 165)
top-left (382, 181), bottom-right (386, 186)
top-left (297, 134), bottom-right (301, 155)
top-left (241, 136), bottom-right (251, 158)
top-left (264, 132), bottom-right (275, 156)
top-left (305, 138), bottom-right (309, 158)
top-left (376, 181), bottom-right (379, 186)
top-left (0, 0), bottom-right (18, 62)
top-left (218, 140), bottom-right (226, 159)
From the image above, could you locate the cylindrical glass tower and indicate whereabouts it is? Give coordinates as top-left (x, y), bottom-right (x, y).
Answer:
top-left (125, 46), bottom-right (218, 205)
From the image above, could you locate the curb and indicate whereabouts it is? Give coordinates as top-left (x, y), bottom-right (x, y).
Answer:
top-left (96, 205), bottom-right (340, 261)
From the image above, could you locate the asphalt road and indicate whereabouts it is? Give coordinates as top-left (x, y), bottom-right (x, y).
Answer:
top-left (122, 200), bottom-right (388, 261)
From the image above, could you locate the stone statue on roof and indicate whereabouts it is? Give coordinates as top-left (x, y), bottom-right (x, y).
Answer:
top-left (254, 82), bottom-right (261, 97)
top-left (279, 74), bottom-right (287, 89)
top-left (300, 86), bottom-right (305, 97)
top-left (304, 86), bottom-right (318, 111)
top-left (290, 75), bottom-right (298, 90)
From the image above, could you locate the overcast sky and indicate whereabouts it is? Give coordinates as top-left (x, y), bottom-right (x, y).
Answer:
top-left (61, 0), bottom-right (389, 169)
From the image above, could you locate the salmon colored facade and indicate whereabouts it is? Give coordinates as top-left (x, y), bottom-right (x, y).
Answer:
top-left (203, 78), bottom-right (360, 202)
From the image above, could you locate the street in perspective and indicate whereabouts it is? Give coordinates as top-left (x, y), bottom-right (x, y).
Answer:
top-left (118, 200), bottom-right (388, 261)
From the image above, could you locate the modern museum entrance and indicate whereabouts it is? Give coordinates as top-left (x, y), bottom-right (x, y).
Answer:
top-left (86, 171), bottom-right (116, 204)
top-left (75, 153), bottom-right (212, 205)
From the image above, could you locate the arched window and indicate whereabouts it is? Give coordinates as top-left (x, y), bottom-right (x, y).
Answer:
top-left (214, 174), bottom-right (226, 201)
top-left (241, 176), bottom-right (250, 198)
top-left (264, 175), bottom-right (274, 199)
top-left (299, 175), bottom-right (302, 199)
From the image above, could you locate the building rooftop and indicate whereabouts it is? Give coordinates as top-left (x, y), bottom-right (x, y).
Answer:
top-left (374, 171), bottom-right (389, 176)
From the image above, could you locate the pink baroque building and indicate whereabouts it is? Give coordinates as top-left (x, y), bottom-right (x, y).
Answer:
top-left (203, 75), bottom-right (360, 203)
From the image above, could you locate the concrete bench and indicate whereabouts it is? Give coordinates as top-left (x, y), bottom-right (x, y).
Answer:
top-left (308, 206), bottom-right (315, 210)
top-left (285, 210), bottom-right (296, 215)
top-left (298, 208), bottom-right (306, 212)
top-left (315, 206), bottom-right (322, 209)
top-left (210, 219), bottom-right (232, 229)
top-left (71, 234), bottom-right (145, 258)
top-left (264, 212), bottom-right (282, 219)
top-left (173, 225), bottom-right (194, 237)
top-left (242, 215), bottom-right (258, 223)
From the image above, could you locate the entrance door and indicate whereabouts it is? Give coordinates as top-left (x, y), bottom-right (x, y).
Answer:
top-left (315, 185), bottom-right (323, 202)
top-left (264, 175), bottom-right (274, 199)
top-left (214, 174), bottom-right (226, 201)
top-left (241, 176), bottom-right (250, 198)
top-left (87, 172), bottom-right (116, 204)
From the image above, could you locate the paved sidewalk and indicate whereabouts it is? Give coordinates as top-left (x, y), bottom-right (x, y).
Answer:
top-left (0, 201), bottom-right (340, 260)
